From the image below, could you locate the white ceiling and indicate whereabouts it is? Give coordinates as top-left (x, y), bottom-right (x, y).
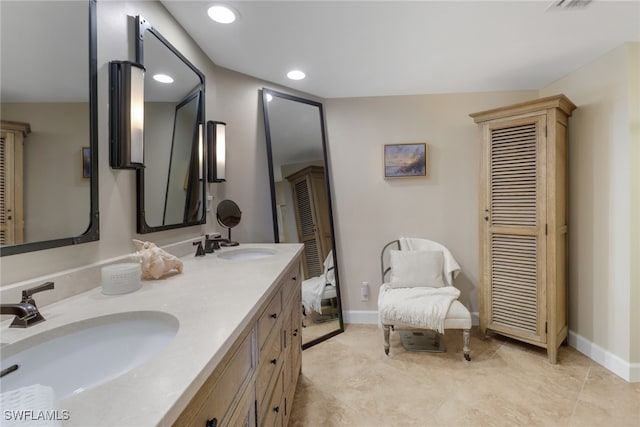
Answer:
top-left (162, 0), bottom-right (640, 99)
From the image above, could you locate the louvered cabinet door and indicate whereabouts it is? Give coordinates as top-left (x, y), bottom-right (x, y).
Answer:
top-left (481, 115), bottom-right (547, 344)
top-left (291, 176), bottom-right (323, 279)
top-left (0, 129), bottom-right (25, 246)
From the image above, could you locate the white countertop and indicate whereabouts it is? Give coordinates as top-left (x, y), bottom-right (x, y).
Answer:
top-left (0, 243), bottom-right (303, 426)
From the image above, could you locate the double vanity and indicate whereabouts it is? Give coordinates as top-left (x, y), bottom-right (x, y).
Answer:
top-left (0, 243), bottom-right (303, 426)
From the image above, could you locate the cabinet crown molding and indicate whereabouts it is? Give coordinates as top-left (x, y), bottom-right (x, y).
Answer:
top-left (469, 94), bottom-right (577, 124)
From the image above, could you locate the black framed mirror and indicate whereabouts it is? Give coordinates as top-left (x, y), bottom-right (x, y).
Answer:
top-left (135, 16), bottom-right (206, 233)
top-left (261, 88), bottom-right (344, 349)
top-left (0, 0), bottom-right (99, 256)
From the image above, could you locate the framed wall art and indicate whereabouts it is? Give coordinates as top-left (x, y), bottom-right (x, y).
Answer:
top-left (383, 143), bottom-right (428, 178)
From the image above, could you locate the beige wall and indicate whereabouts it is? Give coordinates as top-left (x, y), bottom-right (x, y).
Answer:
top-left (540, 42), bottom-right (639, 365)
top-left (1, 103), bottom-right (90, 242)
top-left (324, 91), bottom-right (537, 313)
top-left (208, 66), bottom-right (324, 244)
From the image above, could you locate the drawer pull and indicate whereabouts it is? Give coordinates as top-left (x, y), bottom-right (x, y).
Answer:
top-left (273, 406), bottom-right (280, 413)
top-left (270, 313), bottom-right (277, 319)
top-left (205, 418), bottom-right (218, 427)
top-left (293, 329), bottom-right (298, 337)
top-left (291, 276), bottom-right (297, 281)
top-left (270, 358), bottom-right (277, 365)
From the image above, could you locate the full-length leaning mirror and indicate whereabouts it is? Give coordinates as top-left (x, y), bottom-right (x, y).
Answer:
top-left (262, 88), bottom-right (344, 349)
top-left (135, 16), bottom-right (206, 233)
top-left (0, 0), bottom-right (99, 256)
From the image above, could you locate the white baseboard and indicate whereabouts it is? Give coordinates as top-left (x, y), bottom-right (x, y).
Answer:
top-left (343, 311), bottom-right (638, 383)
top-left (343, 310), bottom-right (378, 324)
top-left (569, 331), bottom-right (639, 383)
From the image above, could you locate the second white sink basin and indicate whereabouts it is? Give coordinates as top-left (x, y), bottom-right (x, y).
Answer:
top-left (217, 248), bottom-right (276, 260)
top-left (0, 311), bottom-right (178, 400)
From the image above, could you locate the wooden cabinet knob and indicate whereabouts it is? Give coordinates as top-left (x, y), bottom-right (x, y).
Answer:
top-left (270, 358), bottom-right (277, 365)
top-left (205, 418), bottom-right (217, 427)
top-left (273, 406), bottom-right (280, 413)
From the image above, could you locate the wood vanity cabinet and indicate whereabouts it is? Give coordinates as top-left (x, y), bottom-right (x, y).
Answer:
top-left (174, 258), bottom-right (302, 427)
top-left (470, 95), bottom-right (576, 364)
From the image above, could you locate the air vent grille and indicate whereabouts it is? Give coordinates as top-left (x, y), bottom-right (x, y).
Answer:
top-left (548, 0), bottom-right (592, 10)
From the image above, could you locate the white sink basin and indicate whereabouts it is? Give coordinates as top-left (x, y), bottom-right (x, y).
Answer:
top-left (0, 311), bottom-right (178, 400)
top-left (217, 248), bottom-right (276, 260)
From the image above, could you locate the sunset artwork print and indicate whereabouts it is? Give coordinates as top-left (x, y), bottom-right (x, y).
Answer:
top-left (384, 143), bottom-right (427, 178)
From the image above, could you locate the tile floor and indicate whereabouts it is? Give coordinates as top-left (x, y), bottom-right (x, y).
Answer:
top-left (289, 325), bottom-right (640, 427)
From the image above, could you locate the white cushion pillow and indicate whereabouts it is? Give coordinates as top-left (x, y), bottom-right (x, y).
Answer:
top-left (389, 250), bottom-right (445, 288)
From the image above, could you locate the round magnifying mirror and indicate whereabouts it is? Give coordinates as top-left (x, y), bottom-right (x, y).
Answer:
top-left (216, 200), bottom-right (241, 246)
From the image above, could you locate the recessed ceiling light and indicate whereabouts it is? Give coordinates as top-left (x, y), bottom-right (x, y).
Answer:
top-left (208, 5), bottom-right (236, 24)
top-left (287, 70), bottom-right (306, 80)
top-left (153, 74), bottom-right (174, 84)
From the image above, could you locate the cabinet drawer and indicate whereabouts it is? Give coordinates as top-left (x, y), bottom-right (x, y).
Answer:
top-left (176, 330), bottom-right (255, 427)
top-left (258, 290), bottom-right (282, 350)
top-left (260, 369), bottom-right (284, 427)
top-left (256, 323), bottom-right (283, 403)
top-left (226, 383), bottom-right (256, 427)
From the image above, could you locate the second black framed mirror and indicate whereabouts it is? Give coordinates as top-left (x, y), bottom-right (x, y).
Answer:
top-left (261, 88), bottom-right (344, 349)
top-left (135, 15), bottom-right (206, 234)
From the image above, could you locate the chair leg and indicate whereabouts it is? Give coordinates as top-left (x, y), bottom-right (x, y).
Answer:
top-left (383, 325), bottom-right (390, 355)
top-left (463, 329), bottom-right (471, 361)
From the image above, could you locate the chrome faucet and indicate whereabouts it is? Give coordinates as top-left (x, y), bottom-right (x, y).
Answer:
top-left (1, 281), bottom-right (54, 328)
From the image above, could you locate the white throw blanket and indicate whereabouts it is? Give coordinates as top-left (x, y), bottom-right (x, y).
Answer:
top-left (378, 283), bottom-right (460, 333)
top-left (301, 275), bottom-right (327, 314)
top-left (301, 251), bottom-right (336, 315)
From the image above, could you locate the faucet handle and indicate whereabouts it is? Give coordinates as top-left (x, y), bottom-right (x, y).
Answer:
top-left (22, 281), bottom-right (54, 303)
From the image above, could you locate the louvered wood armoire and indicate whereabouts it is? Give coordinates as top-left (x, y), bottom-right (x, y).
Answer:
top-left (285, 165), bottom-right (332, 280)
top-left (470, 95), bottom-right (576, 364)
top-left (1, 120), bottom-right (29, 246)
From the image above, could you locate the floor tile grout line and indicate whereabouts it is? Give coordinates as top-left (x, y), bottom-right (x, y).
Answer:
top-left (487, 338), bottom-right (506, 360)
top-left (568, 363), bottom-right (592, 425)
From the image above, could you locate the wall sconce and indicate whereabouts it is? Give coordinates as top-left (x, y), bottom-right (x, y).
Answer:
top-left (109, 61), bottom-right (145, 169)
top-left (207, 120), bottom-right (226, 182)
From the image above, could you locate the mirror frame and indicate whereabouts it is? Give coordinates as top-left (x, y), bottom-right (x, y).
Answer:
top-left (134, 15), bottom-right (206, 234)
top-left (0, 0), bottom-right (99, 257)
top-left (261, 88), bottom-right (344, 349)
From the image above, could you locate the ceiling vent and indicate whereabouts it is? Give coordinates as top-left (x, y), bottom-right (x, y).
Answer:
top-left (548, 0), bottom-right (593, 10)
